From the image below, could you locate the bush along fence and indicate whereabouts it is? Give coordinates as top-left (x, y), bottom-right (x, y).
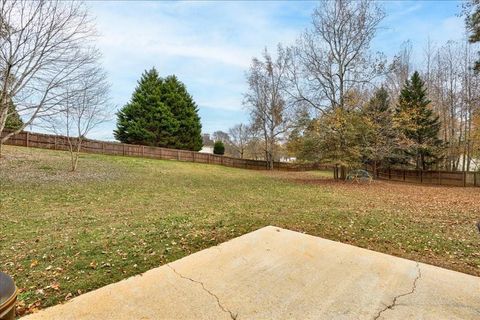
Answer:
top-left (365, 166), bottom-right (479, 187)
top-left (0, 131), bottom-right (333, 172)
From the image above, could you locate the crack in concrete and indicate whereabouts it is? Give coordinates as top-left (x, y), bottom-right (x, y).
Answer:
top-left (373, 262), bottom-right (422, 320)
top-left (167, 264), bottom-right (238, 320)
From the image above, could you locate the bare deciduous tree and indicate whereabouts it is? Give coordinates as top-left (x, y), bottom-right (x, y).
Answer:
top-left (228, 123), bottom-right (250, 159)
top-left (45, 60), bottom-right (111, 171)
top-left (289, 0), bottom-right (385, 112)
top-left (425, 39), bottom-right (480, 171)
top-left (385, 40), bottom-right (413, 106)
top-left (244, 46), bottom-right (291, 169)
top-left (244, 127), bottom-right (264, 161)
top-left (212, 130), bottom-right (231, 145)
top-left (0, 0), bottom-right (97, 156)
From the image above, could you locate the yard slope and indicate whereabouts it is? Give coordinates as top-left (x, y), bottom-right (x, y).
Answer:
top-left (1, 145), bottom-right (479, 316)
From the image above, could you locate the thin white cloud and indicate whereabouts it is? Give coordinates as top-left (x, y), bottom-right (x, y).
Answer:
top-left (383, 1), bottom-right (423, 22)
top-left (80, 1), bottom-right (313, 138)
top-left (67, 1), bottom-right (466, 140)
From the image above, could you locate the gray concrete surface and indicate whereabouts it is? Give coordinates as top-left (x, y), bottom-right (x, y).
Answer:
top-left (24, 226), bottom-right (480, 319)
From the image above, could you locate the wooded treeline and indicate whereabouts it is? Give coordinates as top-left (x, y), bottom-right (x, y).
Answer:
top-left (221, 0), bottom-right (480, 172)
top-left (420, 40), bottom-right (480, 171)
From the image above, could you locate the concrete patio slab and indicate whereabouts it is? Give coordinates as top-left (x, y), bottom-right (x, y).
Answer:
top-left (24, 226), bottom-right (480, 319)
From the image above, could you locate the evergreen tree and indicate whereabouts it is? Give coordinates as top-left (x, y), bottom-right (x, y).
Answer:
top-left (466, 0), bottom-right (480, 71)
top-left (114, 69), bottom-right (202, 151)
top-left (362, 86), bottom-right (399, 174)
top-left (213, 141), bottom-right (225, 155)
top-left (394, 71), bottom-right (442, 170)
top-left (4, 98), bottom-right (23, 131)
top-left (160, 76), bottom-right (202, 151)
top-left (114, 68), bottom-right (178, 147)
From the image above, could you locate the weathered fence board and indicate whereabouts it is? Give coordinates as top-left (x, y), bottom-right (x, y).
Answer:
top-left (368, 166), bottom-right (479, 187)
top-left (1, 131), bottom-right (333, 172)
top-left (6, 131), bottom-right (476, 187)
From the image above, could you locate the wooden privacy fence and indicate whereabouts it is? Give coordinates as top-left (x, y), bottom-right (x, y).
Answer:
top-left (367, 167), bottom-right (479, 187)
top-left (1, 131), bottom-right (333, 172)
top-left (3, 130), bottom-right (478, 186)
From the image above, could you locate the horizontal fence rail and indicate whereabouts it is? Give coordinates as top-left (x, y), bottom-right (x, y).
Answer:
top-left (366, 166), bottom-right (479, 187)
top-left (2, 131), bottom-right (478, 187)
top-left (1, 131), bottom-right (333, 172)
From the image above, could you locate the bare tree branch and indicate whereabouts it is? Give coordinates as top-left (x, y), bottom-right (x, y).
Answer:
top-left (42, 57), bottom-right (112, 171)
top-left (288, 0), bottom-right (385, 112)
top-left (0, 0), bottom-right (98, 156)
top-left (243, 45), bottom-right (293, 169)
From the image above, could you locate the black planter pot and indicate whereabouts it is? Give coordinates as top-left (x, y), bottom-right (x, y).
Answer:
top-left (0, 272), bottom-right (17, 320)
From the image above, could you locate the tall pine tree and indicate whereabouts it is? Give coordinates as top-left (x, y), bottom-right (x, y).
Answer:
top-left (114, 69), bottom-right (202, 151)
top-left (114, 68), bottom-right (178, 147)
top-left (394, 71), bottom-right (442, 170)
top-left (161, 75), bottom-right (202, 151)
top-left (362, 86), bottom-right (399, 174)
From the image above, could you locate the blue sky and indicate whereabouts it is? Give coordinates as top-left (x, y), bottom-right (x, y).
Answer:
top-left (82, 0), bottom-right (465, 140)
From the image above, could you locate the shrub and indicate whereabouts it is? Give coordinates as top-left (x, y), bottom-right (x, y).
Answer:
top-left (213, 141), bottom-right (225, 155)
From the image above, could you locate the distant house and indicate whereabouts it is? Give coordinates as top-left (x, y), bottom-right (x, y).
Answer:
top-left (279, 156), bottom-right (296, 163)
top-left (199, 146), bottom-right (214, 154)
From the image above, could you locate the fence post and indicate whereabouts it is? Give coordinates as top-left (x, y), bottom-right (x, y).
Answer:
top-left (142, 145), bottom-right (144, 157)
top-left (122, 144), bottom-right (125, 156)
top-left (54, 136), bottom-right (57, 150)
top-left (420, 170), bottom-right (423, 183)
top-left (207, 154), bottom-right (211, 164)
top-left (26, 132), bottom-right (29, 147)
top-left (403, 169), bottom-right (406, 181)
top-left (221, 156), bottom-right (224, 166)
top-left (159, 148), bottom-right (163, 159)
top-left (193, 152), bottom-right (196, 162)
top-left (388, 167), bottom-right (391, 180)
top-left (102, 142), bottom-right (105, 154)
top-left (176, 150), bottom-right (180, 161)
top-left (463, 171), bottom-right (467, 187)
top-left (474, 172), bottom-right (478, 187)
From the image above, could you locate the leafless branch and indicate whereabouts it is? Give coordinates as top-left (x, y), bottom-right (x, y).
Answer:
top-left (0, 0), bottom-right (98, 155)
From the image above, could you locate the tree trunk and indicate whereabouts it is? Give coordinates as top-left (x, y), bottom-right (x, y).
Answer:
top-left (69, 148), bottom-right (76, 172)
top-left (72, 153), bottom-right (79, 172)
top-left (71, 138), bottom-right (83, 172)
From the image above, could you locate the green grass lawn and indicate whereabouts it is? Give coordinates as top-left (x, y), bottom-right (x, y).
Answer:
top-left (1, 145), bottom-right (479, 316)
